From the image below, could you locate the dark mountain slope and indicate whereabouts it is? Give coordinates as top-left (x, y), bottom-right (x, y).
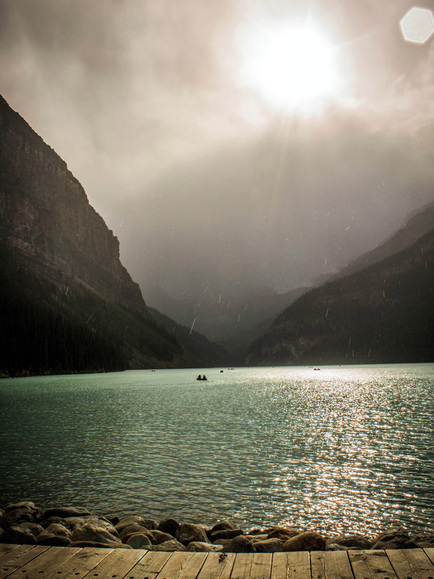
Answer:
top-left (246, 224), bottom-right (434, 366)
top-left (336, 201), bottom-right (434, 278)
top-left (149, 308), bottom-right (227, 368)
top-left (0, 95), bottom-right (222, 375)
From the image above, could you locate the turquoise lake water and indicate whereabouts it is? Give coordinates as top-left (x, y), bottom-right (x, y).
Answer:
top-left (0, 364), bottom-right (432, 536)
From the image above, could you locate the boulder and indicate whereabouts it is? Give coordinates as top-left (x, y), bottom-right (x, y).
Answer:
top-left (158, 518), bottom-right (180, 536)
top-left (186, 542), bottom-right (223, 552)
top-left (120, 524), bottom-right (149, 542)
top-left (414, 533), bottom-right (434, 548)
top-left (371, 529), bottom-right (417, 550)
top-left (19, 522), bottom-right (44, 537)
top-left (283, 532), bottom-right (326, 552)
top-left (144, 530), bottom-right (175, 545)
top-left (209, 520), bottom-right (239, 534)
top-left (0, 508), bottom-right (35, 527)
top-left (115, 516), bottom-right (157, 532)
top-left (176, 523), bottom-right (209, 545)
top-left (4, 525), bottom-right (37, 545)
top-left (40, 523), bottom-right (71, 538)
top-left (141, 518), bottom-right (158, 530)
top-left (210, 529), bottom-right (243, 542)
top-left (41, 517), bottom-right (68, 529)
top-left (115, 516), bottom-right (147, 533)
top-left (253, 538), bottom-right (284, 552)
top-left (64, 516), bottom-right (119, 538)
top-left (222, 535), bottom-right (256, 553)
top-left (5, 501), bottom-right (40, 515)
top-left (71, 524), bottom-right (122, 545)
top-left (37, 534), bottom-right (72, 546)
top-left (126, 534), bottom-right (152, 549)
top-left (326, 535), bottom-right (371, 550)
top-left (147, 539), bottom-right (186, 552)
top-left (43, 507), bottom-right (91, 519)
top-left (247, 534), bottom-right (269, 542)
top-left (37, 522), bottom-right (72, 545)
top-left (267, 527), bottom-right (300, 541)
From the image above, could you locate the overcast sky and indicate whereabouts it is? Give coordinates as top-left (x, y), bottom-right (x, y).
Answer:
top-left (1, 0), bottom-right (434, 310)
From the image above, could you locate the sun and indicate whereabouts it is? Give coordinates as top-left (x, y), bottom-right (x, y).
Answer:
top-left (238, 22), bottom-right (340, 113)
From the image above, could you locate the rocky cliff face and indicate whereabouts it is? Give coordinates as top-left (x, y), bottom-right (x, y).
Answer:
top-left (0, 95), bottom-right (224, 375)
top-left (0, 95), bottom-right (146, 316)
top-left (247, 205), bottom-right (434, 366)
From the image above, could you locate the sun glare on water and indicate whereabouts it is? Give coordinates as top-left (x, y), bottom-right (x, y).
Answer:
top-left (239, 22), bottom-right (341, 113)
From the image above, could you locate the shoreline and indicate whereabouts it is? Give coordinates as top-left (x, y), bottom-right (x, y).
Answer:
top-left (1, 501), bottom-right (433, 553)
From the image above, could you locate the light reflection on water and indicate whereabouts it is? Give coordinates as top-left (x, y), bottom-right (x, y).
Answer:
top-left (0, 364), bottom-right (432, 536)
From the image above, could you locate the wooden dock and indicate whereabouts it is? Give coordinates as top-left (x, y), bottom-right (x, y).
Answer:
top-left (0, 544), bottom-right (433, 579)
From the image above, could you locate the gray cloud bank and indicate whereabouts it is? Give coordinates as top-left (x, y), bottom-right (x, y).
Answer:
top-left (1, 0), bottom-right (434, 329)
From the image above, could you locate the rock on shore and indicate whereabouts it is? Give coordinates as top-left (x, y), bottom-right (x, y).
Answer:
top-left (0, 502), bottom-right (433, 552)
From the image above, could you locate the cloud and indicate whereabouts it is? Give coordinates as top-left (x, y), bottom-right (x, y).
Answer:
top-left (0, 0), bottom-right (253, 211)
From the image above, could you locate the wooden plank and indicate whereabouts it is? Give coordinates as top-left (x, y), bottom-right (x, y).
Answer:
top-left (349, 550), bottom-right (398, 579)
top-left (44, 547), bottom-right (114, 579)
top-left (311, 551), bottom-right (326, 579)
top-left (270, 552), bottom-right (289, 579)
top-left (230, 553), bottom-right (253, 579)
top-left (271, 552), bottom-right (311, 579)
top-left (123, 550), bottom-right (172, 579)
top-left (5, 546), bottom-right (81, 579)
top-left (0, 545), bottom-right (50, 579)
top-left (230, 552), bottom-right (272, 579)
top-left (0, 546), bottom-right (21, 563)
top-left (156, 552), bottom-right (207, 579)
top-left (387, 549), bottom-right (434, 579)
top-left (81, 548), bottom-right (146, 579)
top-left (422, 549), bottom-right (434, 567)
top-left (196, 552), bottom-right (236, 579)
top-left (251, 553), bottom-right (273, 579)
top-left (324, 550), bottom-right (354, 579)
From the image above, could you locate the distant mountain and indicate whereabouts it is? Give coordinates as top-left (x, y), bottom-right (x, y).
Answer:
top-left (148, 307), bottom-right (227, 368)
top-left (145, 283), bottom-right (307, 340)
top-left (0, 95), bottom-right (223, 376)
top-left (246, 204), bottom-right (434, 365)
top-left (335, 201), bottom-right (434, 278)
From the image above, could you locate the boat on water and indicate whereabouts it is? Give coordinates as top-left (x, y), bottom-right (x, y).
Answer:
top-left (196, 374), bottom-right (208, 381)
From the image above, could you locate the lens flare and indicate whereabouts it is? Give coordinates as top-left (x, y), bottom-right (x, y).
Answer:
top-left (400, 7), bottom-right (434, 44)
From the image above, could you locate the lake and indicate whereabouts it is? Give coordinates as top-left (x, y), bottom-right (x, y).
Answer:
top-left (0, 364), bottom-right (432, 537)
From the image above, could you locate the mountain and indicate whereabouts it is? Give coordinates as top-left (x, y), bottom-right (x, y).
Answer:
top-left (335, 201), bottom-right (434, 278)
top-left (0, 95), bottom-right (223, 376)
top-left (144, 283), bottom-right (307, 345)
top-left (246, 204), bottom-right (434, 365)
top-left (148, 307), bottom-right (227, 368)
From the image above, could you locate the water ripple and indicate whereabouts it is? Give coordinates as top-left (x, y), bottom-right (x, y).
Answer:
top-left (0, 364), bottom-right (433, 536)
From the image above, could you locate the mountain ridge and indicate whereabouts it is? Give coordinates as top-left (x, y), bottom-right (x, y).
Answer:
top-left (246, 207), bottom-right (434, 365)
